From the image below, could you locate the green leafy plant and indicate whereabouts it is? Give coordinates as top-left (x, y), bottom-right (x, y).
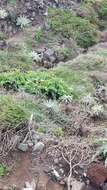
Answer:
top-left (16, 16), bottom-right (30, 29)
top-left (57, 47), bottom-right (75, 60)
top-left (37, 127), bottom-right (47, 134)
top-left (35, 27), bottom-right (43, 43)
top-left (53, 127), bottom-right (64, 137)
top-left (0, 164), bottom-right (6, 176)
top-left (0, 71), bottom-right (71, 99)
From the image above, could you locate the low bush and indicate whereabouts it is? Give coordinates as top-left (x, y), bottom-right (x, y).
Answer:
top-left (47, 8), bottom-right (99, 48)
top-left (98, 0), bottom-right (107, 20)
top-left (0, 50), bottom-right (33, 72)
top-left (71, 53), bottom-right (107, 71)
top-left (78, 3), bottom-right (99, 25)
top-left (0, 96), bottom-right (28, 130)
top-left (0, 164), bottom-right (6, 176)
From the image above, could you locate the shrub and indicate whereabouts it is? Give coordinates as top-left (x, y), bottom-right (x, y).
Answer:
top-left (0, 71), bottom-right (71, 99)
top-left (47, 8), bottom-right (99, 48)
top-left (57, 47), bottom-right (75, 61)
top-left (53, 127), bottom-right (64, 137)
top-left (0, 164), bottom-right (6, 176)
top-left (71, 53), bottom-right (107, 71)
top-left (98, 0), bottom-right (107, 20)
top-left (78, 3), bottom-right (99, 25)
top-left (0, 96), bottom-right (28, 130)
top-left (35, 27), bottom-right (44, 43)
top-left (0, 50), bottom-right (33, 72)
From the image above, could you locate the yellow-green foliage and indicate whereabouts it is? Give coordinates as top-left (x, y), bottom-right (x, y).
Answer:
top-left (0, 71), bottom-right (72, 99)
top-left (53, 127), bottom-right (64, 137)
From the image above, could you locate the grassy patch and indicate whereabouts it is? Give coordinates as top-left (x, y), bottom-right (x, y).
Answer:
top-left (0, 50), bottom-right (33, 72)
top-left (0, 96), bottom-right (28, 130)
top-left (52, 66), bottom-right (93, 99)
top-left (70, 53), bottom-right (107, 71)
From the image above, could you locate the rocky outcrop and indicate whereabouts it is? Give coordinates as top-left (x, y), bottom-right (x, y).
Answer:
top-left (86, 163), bottom-right (107, 188)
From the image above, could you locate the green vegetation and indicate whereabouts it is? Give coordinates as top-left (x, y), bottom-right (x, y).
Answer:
top-left (0, 96), bottom-right (28, 130)
top-left (0, 164), bottom-right (6, 176)
top-left (0, 50), bottom-right (33, 72)
top-left (53, 66), bottom-right (93, 98)
top-left (98, 0), bottom-right (107, 20)
top-left (70, 53), bottom-right (107, 71)
top-left (57, 47), bottom-right (75, 60)
top-left (78, 3), bottom-right (99, 25)
top-left (0, 71), bottom-right (71, 99)
top-left (35, 27), bottom-right (44, 43)
top-left (47, 8), bottom-right (99, 48)
top-left (53, 127), bottom-right (64, 137)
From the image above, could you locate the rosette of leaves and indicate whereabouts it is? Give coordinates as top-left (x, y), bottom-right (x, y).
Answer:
top-left (16, 16), bottom-right (31, 29)
top-left (0, 8), bottom-right (8, 19)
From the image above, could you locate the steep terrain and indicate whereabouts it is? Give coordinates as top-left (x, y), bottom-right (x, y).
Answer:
top-left (1, 0), bottom-right (107, 190)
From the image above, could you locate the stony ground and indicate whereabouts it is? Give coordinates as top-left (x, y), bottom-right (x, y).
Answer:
top-left (1, 0), bottom-right (107, 190)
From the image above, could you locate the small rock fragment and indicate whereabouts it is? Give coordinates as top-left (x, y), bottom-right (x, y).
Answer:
top-left (71, 180), bottom-right (86, 190)
top-left (33, 142), bottom-right (44, 152)
top-left (18, 143), bottom-right (28, 152)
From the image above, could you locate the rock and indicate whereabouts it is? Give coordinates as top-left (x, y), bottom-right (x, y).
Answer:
top-left (22, 179), bottom-right (36, 190)
top-left (18, 143), bottom-right (28, 152)
top-left (43, 48), bottom-right (57, 63)
top-left (0, 41), bottom-right (7, 50)
top-left (33, 142), bottom-right (44, 152)
top-left (76, 10), bottom-right (87, 18)
top-left (86, 163), bottom-right (107, 188)
top-left (32, 133), bottom-right (41, 142)
top-left (27, 141), bottom-right (34, 147)
top-left (54, 158), bottom-right (59, 164)
top-left (71, 180), bottom-right (86, 190)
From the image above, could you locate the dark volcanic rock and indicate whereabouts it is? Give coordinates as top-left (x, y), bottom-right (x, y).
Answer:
top-left (87, 163), bottom-right (107, 188)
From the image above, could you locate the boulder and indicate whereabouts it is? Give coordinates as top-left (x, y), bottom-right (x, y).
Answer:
top-left (18, 143), bottom-right (28, 152)
top-left (86, 163), bottom-right (107, 188)
top-left (43, 48), bottom-right (57, 63)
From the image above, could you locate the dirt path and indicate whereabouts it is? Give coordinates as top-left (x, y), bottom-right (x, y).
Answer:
top-left (0, 151), bottom-right (64, 190)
